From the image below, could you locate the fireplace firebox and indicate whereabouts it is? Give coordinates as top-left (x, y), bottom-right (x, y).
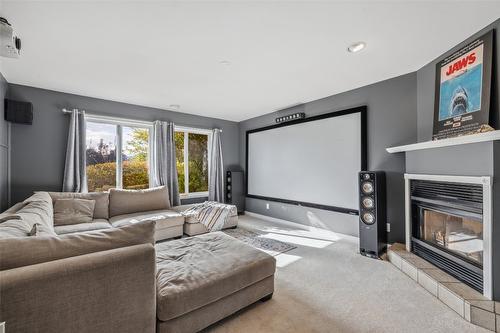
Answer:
top-left (406, 175), bottom-right (492, 297)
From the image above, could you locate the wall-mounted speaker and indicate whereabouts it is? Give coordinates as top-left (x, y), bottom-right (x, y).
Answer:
top-left (226, 170), bottom-right (244, 214)
top-left (4, 99), bottom-right (33, 124)
top-left (359, 171), bottom-right (387, 259)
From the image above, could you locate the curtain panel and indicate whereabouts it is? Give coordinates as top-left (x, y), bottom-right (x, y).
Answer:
top-left (208, 128), bottom-right (224, 202)
top-left (62, 109), bottom-right (87, 193)
top-left (151, 120), bottom-right (180, 206)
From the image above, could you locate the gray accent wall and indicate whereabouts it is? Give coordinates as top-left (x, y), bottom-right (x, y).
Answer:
top-left (239, 73), bottom-right (418, 242)
top-left (0, 73), bottom-right (8, 211)
top-left (7, 84), bottom-right (240, 205)
top-left (408, 18), bottom-right (500, 300)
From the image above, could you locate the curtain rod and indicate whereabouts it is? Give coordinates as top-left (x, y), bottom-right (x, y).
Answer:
top-left (61, 108), bottom-right (221, 132)
top-left (62, 108), bottom-right (84, 114)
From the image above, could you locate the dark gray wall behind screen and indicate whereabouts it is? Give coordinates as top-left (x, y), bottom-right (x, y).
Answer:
top-left (239, 73), bottom-right (418, 242)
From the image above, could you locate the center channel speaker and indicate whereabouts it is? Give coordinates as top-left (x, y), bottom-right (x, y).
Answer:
top-left (359, 171), bottom-right (387, 259)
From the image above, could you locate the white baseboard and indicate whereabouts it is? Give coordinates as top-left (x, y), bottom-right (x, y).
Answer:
top-left (244, 211), bottom-right (323, 232)
top-left (243, 211), bottom-right (359, 242)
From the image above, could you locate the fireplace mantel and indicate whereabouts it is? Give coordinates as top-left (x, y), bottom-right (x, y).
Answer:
top-left (386, 130), bottom-right (500, 153)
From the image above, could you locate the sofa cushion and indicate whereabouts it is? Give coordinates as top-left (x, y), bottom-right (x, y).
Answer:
top-left (0, 213), bottom-right (21, 223)
top-left (0, 221), bottom-right (155, 271)
top-left (54, 219), bottom-right (113, 235)
top-left (0, 202), bottom-right (27, 222)
top-left (16, 192), bottom-right (55, 232)
top-left (48, 192), bottom-right (110, 219)
top-left (29, 223), bottom-right (58, 237)
top-left (109, 210), bottom-right (184, 229)
top-left (0, 219), bottom-right (33, 239)
top-left (53, 198), bottom-right (96, 226)
top-left (155, 232), bottom-right (276, 321)
top-left (183, 215), bottom-right (238, 236)
top-left (109, 186), bottom-right (170, 217)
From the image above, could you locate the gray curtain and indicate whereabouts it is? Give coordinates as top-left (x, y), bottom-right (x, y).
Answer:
top-left (208, 129), bottom-right (224, 202)
top-left (62, 109), bottom-right (87, 192)
top-left (151, 120), bottom-right (180, 206)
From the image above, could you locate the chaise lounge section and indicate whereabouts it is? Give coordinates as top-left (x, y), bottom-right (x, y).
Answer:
top-left (0, 221), bottom-right (157, 333)
top-left (155, 232), bottom-right (276, 333)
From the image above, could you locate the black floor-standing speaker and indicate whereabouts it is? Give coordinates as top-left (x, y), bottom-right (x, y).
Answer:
top-left (225, 170), bottom-right (245, 214)
top-left (359, 171), bottom-right (387, 259)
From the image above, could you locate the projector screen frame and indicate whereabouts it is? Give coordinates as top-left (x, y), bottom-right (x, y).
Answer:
top-left (245, 105), bottom-right (367, 215)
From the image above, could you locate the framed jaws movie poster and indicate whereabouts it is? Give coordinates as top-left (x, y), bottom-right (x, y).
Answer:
top-left (432, 30), bottom-right (494, 140)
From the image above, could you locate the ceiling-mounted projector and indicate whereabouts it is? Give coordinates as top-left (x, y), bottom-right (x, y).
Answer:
top-left (0, 17), bottom-right (21, 58)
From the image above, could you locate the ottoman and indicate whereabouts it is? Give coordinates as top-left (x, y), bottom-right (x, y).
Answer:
top-left (155, 232), bottom-right (276, 333)
top-left (172, 204), bottom-right (239, 236)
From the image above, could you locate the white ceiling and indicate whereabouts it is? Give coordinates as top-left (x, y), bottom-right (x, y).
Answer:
top-left (1, 1), bottom-right (500, 122)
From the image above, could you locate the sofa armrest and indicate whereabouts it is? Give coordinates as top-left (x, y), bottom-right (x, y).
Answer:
top-left (0, 244), bottom-right (156, 333)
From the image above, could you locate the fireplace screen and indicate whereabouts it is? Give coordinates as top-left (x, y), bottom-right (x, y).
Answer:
top-left (418, 208), bottom-right (483, 267)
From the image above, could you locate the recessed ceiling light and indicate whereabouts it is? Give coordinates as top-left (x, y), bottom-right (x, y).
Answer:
top-left (347, 42), bottom-right (366, 53)
top-left (169, 104), bottom-right (180, 110)
top-left (219, 60), bottom-right (231, 65)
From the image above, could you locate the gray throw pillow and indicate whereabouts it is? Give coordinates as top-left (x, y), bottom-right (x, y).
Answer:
top-left (109, 186), bottom-right (170, 217)
top-left (54, 198), bottom-right (96, 226)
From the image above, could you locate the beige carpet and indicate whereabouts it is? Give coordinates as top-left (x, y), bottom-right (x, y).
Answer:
top-left (205, 214), bottom-right (488, 333)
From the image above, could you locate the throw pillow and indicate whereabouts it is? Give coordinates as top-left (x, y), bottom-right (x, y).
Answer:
top-left (53, 198), bottom-right (96, 226)
top-left (109, 186), bottom-right (170, 217)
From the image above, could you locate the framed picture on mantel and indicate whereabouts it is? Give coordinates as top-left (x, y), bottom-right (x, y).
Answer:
top-left (432, 30), bottom-right (494, 140)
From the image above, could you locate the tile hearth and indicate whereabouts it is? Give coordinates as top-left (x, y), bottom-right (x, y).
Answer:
top-left (388, 243), bottom-right (499, 332)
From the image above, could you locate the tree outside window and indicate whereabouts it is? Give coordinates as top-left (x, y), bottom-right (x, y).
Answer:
top-left (86, 121), bottom-right (150, 192)
top-left (175, 130), bottom-right (209, 196)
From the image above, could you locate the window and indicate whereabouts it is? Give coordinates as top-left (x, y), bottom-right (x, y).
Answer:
top-left (174, 127), bottom-right (211, 197)
top-left (122, 126), bottom-right (150, 190)
top-left (86, 117), bottom-right (151, 192)
top-left (86, 122), bottom-right (117, 192)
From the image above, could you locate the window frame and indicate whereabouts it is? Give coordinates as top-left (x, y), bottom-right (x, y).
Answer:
top-left (174, 125), bottom-right (212, 199)
top-left (85, 114), bottom-right (153, 190)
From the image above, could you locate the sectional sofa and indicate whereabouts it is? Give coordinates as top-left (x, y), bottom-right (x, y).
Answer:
top-left (0, 188), bottom-right (275, 333)
top-left (0, 186), bottom-right (238, 240)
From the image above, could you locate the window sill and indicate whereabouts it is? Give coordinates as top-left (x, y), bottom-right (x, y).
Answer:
top-left (180, 192), bottom-right (209, 199)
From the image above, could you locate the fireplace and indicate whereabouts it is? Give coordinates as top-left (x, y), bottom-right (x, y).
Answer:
top-left (405, 174), bottom-right (492, 299)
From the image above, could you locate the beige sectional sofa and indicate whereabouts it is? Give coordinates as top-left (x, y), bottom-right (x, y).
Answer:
top-left (49, 187), bottom-right (186, 241)
top-left (0, 188), bottom-right (275, 333)
top-left (0, 220), bottom-right (157, 333)
top-left (0, 186), bottom-right (238, 241)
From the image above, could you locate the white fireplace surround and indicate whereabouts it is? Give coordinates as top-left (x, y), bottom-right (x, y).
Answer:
top-left (404, 173), bottom-right (493, 299)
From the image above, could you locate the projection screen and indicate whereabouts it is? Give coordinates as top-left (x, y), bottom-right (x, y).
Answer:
top-left (246, 107), bottom-right (366, 214)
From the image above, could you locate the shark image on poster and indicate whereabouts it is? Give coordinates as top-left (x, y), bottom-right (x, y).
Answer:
top-left (438, 43), bottom-right (483, 121)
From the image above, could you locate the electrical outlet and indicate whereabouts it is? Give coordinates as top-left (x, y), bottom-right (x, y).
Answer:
top-left (386, 223), bottom-right (391, 233)
top-left (266, 203), bottom-right (270, 210)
